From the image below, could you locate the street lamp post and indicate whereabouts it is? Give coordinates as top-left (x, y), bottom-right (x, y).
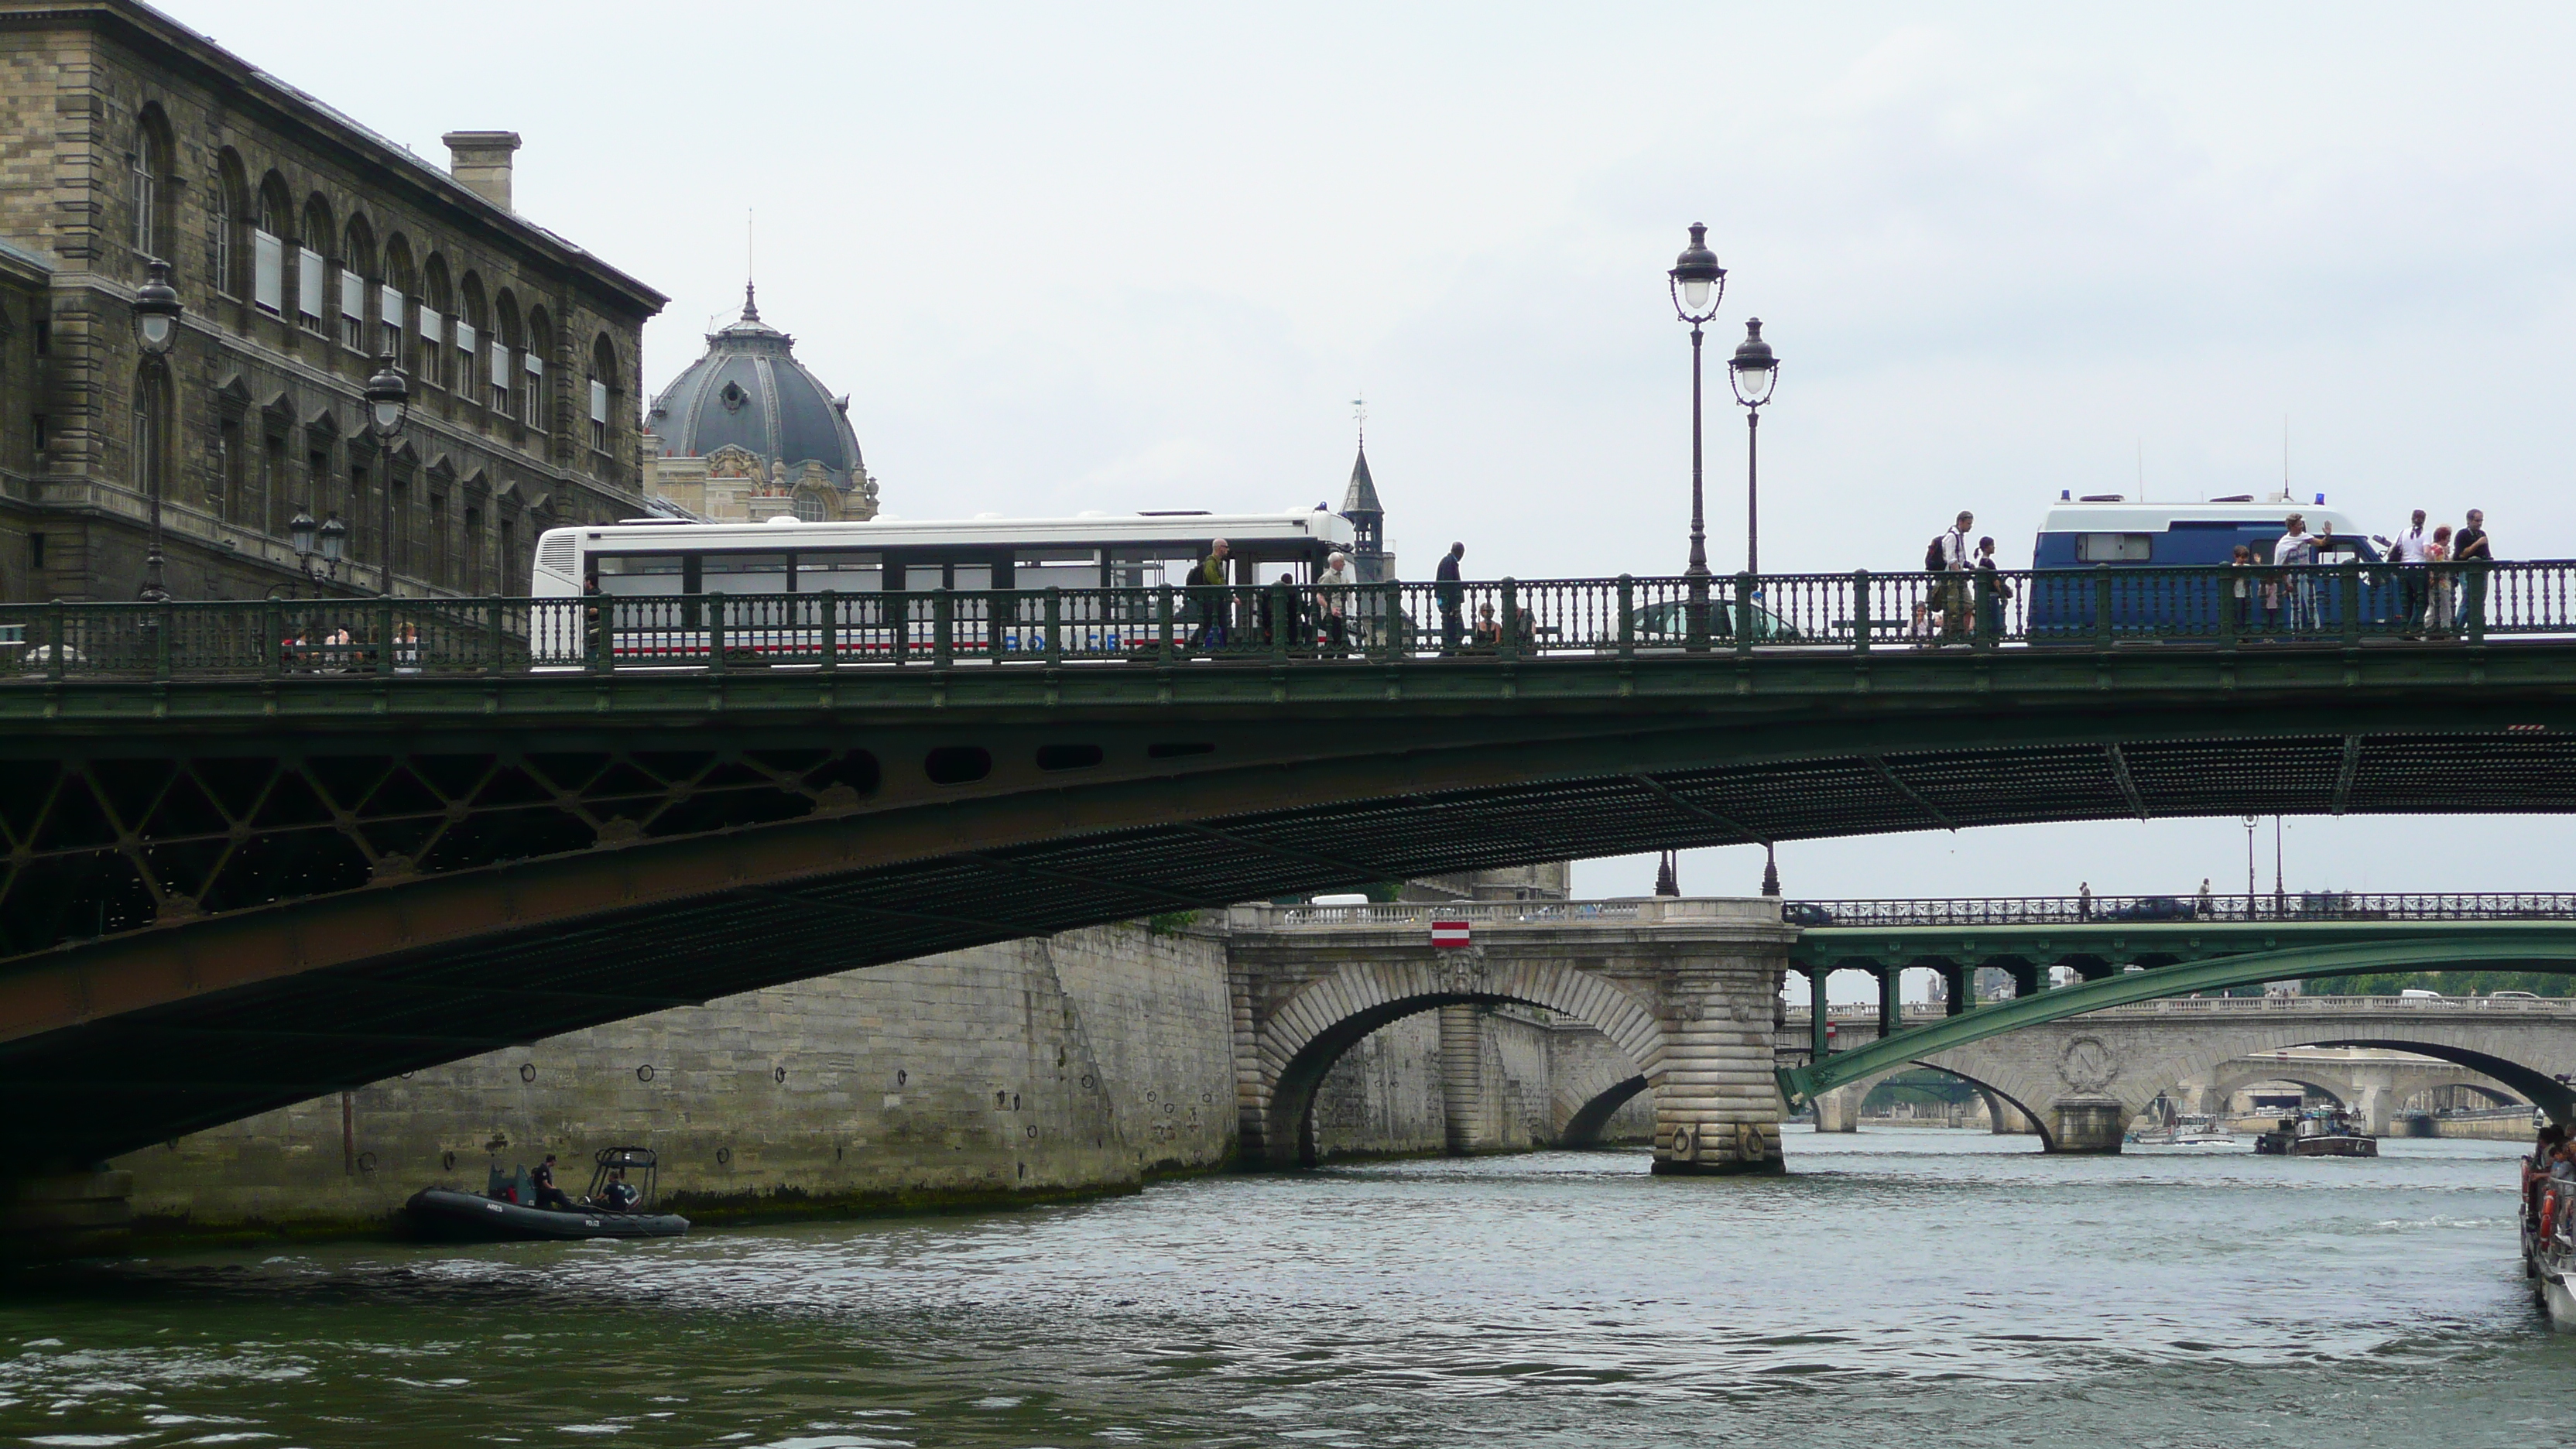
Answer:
top-left (1667, 223), bottom-right (1727, 649)
top-left (1728, 318), bottom-right (1777, 575)
top-left (363, 356), bottom-right (411, 595)
top-left (132, 258), bottom-right (182, 603)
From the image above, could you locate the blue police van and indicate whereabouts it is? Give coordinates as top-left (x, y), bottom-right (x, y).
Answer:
top-left (2024, 492), bottom-right (2388, 639)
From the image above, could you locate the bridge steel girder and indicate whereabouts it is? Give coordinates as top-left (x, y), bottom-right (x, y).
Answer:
top-left (1774, 931), bottom-right (2576, 1124)
top-left (3, 643), bottom-right (2576, 1161)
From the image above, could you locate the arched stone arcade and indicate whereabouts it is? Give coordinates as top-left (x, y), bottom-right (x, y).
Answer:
top-left (1246, 956), bottom-right (1667, 1168)
top-left (1228, 910), bottom-right (1800, 1177)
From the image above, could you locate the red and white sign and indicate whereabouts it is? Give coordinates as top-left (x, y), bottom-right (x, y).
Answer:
top-left (1430, 920), bottom-right (1471, 949)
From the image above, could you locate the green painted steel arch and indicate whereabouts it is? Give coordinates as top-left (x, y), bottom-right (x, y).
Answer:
top-left (1776, 930), bottom-right (2576, 1109)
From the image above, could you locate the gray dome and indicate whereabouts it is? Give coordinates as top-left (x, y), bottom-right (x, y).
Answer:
top-left (646, 284), bottom-right (865, 490)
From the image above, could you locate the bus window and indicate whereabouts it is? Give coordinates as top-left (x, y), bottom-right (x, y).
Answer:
top-left (1108, 548), bottom-right (1197, 590)
top-left (1015, 548), bottom-right (1101, 590)
top-left (2074, 533), bottom-right (2153, 562)
top-left (701, 552), bottom-right (789, 594)
top-left (950, 564), bottom-right (993, 592)
top-left (595, 553), bottom-right (684, 597)
top-left (798, 550), bottom-right (882, 591)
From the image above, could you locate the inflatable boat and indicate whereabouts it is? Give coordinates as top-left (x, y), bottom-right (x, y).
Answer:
top-left (405, 1146), bottom-right (689, 1242)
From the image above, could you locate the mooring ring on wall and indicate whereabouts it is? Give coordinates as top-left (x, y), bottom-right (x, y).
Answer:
top-left (356, 1151), bottom-right (377, 1173)
top-left (1737, 1122), bottom-right (1762, 1160)
top-left (1671, 1124), bottom-right (1697, 1159)
top-left (1026, 1125), bottom-right (1038, 1139)
top-left (519, 1063), bottom-right (536, 1083)
top-left (1080, 1074), bottom-right (1094, 1089)
top-left (717, 1146), bottom-right (732, 1165)
top-left (637, 1065), bottom-right (655, 1082)
top-left (774, 1065), bottom-right (787, 1084)
top-left (441, 1150), bottom-right (456, 1171)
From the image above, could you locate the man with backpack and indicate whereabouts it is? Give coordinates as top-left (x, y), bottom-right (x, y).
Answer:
top-left (1927, 511), bottom-right (1974, 643)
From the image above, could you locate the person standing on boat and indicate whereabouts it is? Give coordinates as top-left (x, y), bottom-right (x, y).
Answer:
top-left (530, 1153), bottom-right (576, 1212)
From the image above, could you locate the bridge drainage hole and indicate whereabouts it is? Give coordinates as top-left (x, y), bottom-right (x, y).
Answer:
top-left (1147, 742), bottom-right (1214, 759)
top-left (924, 747), bottom-right (993, 785)
top-left (1036, 744), bottom-right (1104, 772)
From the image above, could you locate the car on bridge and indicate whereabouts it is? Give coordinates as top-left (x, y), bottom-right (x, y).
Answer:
top-left (1629, 591), bottom-right (1804, 645)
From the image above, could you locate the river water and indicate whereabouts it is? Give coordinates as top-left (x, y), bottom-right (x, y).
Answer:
top-left (1, 1130), bottom-right (2564, 1447)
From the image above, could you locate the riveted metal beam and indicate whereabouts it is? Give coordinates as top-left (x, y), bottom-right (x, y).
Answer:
top-left (2331, 735), bottom-right (2362, 816)
top-left (1627, 774), bottom-right (1764, 843)
top-left (2105, 744), bottom-right (2146, 819)
top-left (1865, 755), bottom-right (1957, 831)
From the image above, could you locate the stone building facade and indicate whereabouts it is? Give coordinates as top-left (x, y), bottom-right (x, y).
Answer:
top-left (0, 0), bottom-right (666, 605)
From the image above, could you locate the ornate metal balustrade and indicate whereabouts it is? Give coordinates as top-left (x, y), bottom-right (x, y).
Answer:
top-left (5, 560), bottom-right (2571, 680)
top-left (1788, 892), bottom-right (2576, 929)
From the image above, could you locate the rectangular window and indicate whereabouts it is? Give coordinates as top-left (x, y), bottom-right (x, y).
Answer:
top-left (216, 417), bottom-right (242, 512)
top-left (522, 352), bottom-right (544, 429)
top-left (588, 377), bottom-right (608, 452)
top-left (455, 321), bottom-right (478, 403)
top-left (296, 248), bottom-right (325, 330)
top-left (701, 552), bottom-right (789, 595)
top-left (488, 340), bottom-right (510, 413)
top-left (797, 551), bottom-right (883, 591)
top-left (130, 152), bottom-right (153, 254)
top-left (2074, 533), bottom-right (2153, 563)
top-left (254, 230), bottom-right (284, 312)
top-left (595, 551), bottom-right (687, 597)
top-left (379, 285), bottom-right (404, 361)
top-left (339, 269), bottom-right (365, 349)
top-left (498, 518), bottom-right (517, 593)
top-left (417, 307), bottom-right (444, 387)
top-left (429, 493), bottom-right (448, 587)
top-left (464, 505), bottom-right (483, 592)
top-left (211, 197), bottom-right (234, 296)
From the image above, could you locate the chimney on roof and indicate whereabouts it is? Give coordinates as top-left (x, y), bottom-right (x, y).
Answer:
top-left (441, 131), bottom-right (522, 211)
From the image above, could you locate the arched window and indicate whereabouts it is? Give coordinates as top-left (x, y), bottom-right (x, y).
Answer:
top-left (296, 194), bottom-right (334, 334)
top-left (457, 273), bottom-right (487, 411)
top-left (792, 486), bottom-right (829, 522)
top-left (380, 235), bottom-right (413, 369)
top-left (522, 307), bottom-right (550, 433)
top-left (129, 108), bottom-right (170, 265)
top-left (339, 215), bottom-right (375, 352)
top-left (491, 290), bottom-right (519, 416)
top-left (131, 362), bottom-right (171, 500)
top-left (253, 173), bottom-right (292, 314)
top-left (209, 150), bottom-right (248, 296)
top-left (419, 255), bottom-right (451, 389)
top-left (587, 333), bottom-right (619, 457)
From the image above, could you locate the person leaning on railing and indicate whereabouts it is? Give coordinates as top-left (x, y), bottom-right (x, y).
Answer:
top-left (1972, 535), bottom-right (2012, 642)
top-left (2453, 509), bottom-right (2491, 639)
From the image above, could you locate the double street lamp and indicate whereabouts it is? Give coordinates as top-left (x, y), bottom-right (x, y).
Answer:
top-left (288, 509), bottom-right (348, 594)
top-left (1666, 224), bottom-right (1726, 647)
top-left (363, 355), bottom-right (411, 595)
top-left (132, 258), bottom-right (182, 603)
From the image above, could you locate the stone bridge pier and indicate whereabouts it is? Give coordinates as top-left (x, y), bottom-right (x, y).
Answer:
top-left (1227, 899), bottom-right (1797, 1174)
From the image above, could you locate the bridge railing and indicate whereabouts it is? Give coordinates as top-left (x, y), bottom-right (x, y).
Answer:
top-left (1788, 892), bottom-right (2576, 927)
top-left (1783, 994), bottom-right (2576, 1019)
top-left (5, 560), bottom-right (2571, 680)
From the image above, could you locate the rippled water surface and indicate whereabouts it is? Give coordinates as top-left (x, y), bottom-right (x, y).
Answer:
top-left (2, 1130), bottom-right (2567, 1447)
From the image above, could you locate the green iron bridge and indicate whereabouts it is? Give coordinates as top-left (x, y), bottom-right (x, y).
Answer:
top-left (1774, 893), bottom-right (2576, 1136)
top-left (2, 564), bottom-right (2574, 1161)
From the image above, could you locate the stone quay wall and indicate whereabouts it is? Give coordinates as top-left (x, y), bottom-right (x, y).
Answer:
top-left (116, 923), bottom-right (1655, 1238)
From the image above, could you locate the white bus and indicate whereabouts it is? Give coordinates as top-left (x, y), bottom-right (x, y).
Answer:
top-left (530, 509), bottom-right (1357, 665)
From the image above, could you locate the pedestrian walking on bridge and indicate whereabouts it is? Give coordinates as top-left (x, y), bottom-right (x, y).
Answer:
top-left (1435, 543), bottom-right (1466, 653)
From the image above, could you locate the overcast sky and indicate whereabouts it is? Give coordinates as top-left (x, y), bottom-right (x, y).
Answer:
top-left (173, 4), bottom-right (2576, 962)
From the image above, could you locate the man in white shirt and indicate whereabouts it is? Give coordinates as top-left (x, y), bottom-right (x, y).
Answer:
top-left (2387, 508), bottom-right (2430, 637)
top-left (1315, 550), bottom-right (1354, 656)
top-left (1939, 510), bottom-right (1973, 642)
top-left (2274, 513), bottom-right (2317, 634)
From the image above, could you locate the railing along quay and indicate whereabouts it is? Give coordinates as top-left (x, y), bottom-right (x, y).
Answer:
top-left (1788, 892), bottom-right (2576, 928)
top-left (4, 560), bottom-right (2571, 681)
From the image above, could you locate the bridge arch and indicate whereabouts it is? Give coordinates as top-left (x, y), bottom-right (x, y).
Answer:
top-left (1246, 957), bottom-right (1666, 1169)
top-left (2199, 1067), bottom-right (2352, 1114)
top-left (1557, 1074), bottom-right (1649, 1147)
